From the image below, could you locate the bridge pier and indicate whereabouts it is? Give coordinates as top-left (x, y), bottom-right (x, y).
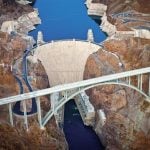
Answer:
top-left (8, 103), bottom-right (14, 126)
top-left (55, 106), bottom-right (65, 129)
top-left (51, 92), bottom-right (65, 128)
top-left (36, 97), bottom-right (44, 129)
top-left (149, 74), bottom-right (150, 96)
top-left (23, 100), bottom-right (29, 130)
top-left (75, 91), bottom-right (95, 126)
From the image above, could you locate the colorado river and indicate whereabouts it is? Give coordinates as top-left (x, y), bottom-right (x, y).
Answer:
top-left (64, 100), bottom-right (104, 150)
top-left (30, 0), bottom-right (106, 149)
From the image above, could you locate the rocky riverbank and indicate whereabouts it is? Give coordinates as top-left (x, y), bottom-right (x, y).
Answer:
top-left (0, 2), bottom-right (67, 150)
top-left (85, 0), bottom-right (150, 149)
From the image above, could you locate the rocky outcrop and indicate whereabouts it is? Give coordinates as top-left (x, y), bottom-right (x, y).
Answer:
top-left (85, 0), bottom-right (150, 149)
top-left (103, 38), bottom-right (150, 69)
top-left (86, 0), bottom-right (107, 17)
top-left (84, 39), bottom-right (150, 149)
top-left (0, 0), bottom-right (33, 25)
top-left (16, 9), bottom-right (41, 34)
top-left (0, 122), bottom-right (66, 150)
top-left (1, 9), bottom-right (41, 47)
top-left (87, 0), bottom-right (150, 39)
top-left (0, 32), bottom-right (25, 97)
top-left (100, 12), bottom-right (117, 36)
top-left (85, 0), bottom-right (107, 17)
top-left (0, 0), bottom-right (41, 48)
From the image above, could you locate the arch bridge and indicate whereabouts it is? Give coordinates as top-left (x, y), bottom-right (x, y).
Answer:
top-left (0, 67), bottom-right (149, 130)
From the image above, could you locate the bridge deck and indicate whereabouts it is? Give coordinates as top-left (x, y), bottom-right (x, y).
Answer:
top-left (0, 67), bottom-right (149, 106)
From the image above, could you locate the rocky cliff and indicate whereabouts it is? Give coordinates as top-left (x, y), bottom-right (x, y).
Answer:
top-left (85, 0), bottom-right (150, 149)
top-left (0, 3), bottom-right (66, 150)
top-left (0, 0), bottom-right (33, 26)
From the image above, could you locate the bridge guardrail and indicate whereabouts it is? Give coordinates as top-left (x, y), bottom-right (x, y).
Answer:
top-left (0, 67), bottom-right (149, 106)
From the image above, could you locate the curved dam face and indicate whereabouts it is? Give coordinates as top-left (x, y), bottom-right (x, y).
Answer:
top-left (34, 40), bottom-right (101, 86)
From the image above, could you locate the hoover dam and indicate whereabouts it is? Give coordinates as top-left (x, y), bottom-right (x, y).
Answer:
top-left (33, 40), bottom-right (102, 86)
top-left (0, 0), bottom-right (149, 149)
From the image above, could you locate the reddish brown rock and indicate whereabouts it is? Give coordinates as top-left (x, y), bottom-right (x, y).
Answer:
top-left (0, 32), bottom-right (26, 64)
top-left (0, 0), bottom-right (33, 26)
top-left (0, 122), bottom-right (66, 150)
top-left (84, 38), bottom-right (150, 150)
top-left (84, 1), bottom-right (150, 146)
top-left (0, 31), bottom-right (65, 149)
top-left (84, 37), bottom-right (150, 149)
top-left (103, 38), bottom-right (150, 70)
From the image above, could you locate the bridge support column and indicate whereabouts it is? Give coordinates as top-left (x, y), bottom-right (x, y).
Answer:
top-left (140, 74), bottom-right (143, 90)
top-left (51, 92), bottom-right (65, 129)
top-left (138, 74), bottom-right (143, 90)
top-left (138, 75), bottom-right (140, 88)
top-left (148, 73), bottom-right (150, 96)
top-left (55, 105), bottom-right (65, 129)
top-left (36, 97), bottom-right (44, 129)
top-left (23, 100), bottom-right (28, 130)
top-left (8, 103), bottom-right (13, 126)
top-left (75, 91), bottom-right (95, 126)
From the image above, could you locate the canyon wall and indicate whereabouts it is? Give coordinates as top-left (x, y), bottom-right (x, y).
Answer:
top-left (0, 3), bottom-right (66, 150)
top-left (85, 0), bottom-right (150, 149)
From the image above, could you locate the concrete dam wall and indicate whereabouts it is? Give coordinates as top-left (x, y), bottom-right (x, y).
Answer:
top-left (34, 40), bottom-right (101, 86)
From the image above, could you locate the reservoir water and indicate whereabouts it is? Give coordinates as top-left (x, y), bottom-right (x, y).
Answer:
top-left (29, 0), bottom-right (106, 42)
top-left (30, 0), bottom-right (106, 149)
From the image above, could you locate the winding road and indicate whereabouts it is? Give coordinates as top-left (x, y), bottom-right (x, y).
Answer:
top-left (13, 48), bottom-right (37, 115)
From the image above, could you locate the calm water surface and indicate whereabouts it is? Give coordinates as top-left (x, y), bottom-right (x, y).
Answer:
top-left (29, 0), bottom-right (106, 42)
top-left (64, 100), bottom-right (105, 150)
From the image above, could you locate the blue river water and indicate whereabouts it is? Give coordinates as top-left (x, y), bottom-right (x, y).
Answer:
top-left (29, 0), bottom-right (106, 43)
top-left (64, 100), bottom-right (105, 150)
top-left (30, 0), bottom-right (106, 149)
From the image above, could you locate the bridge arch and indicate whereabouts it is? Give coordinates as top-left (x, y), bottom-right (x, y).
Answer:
top-left (0, 67), bottom-right (149, 129)
top-left (42, 81), bottom-right (150, 126)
